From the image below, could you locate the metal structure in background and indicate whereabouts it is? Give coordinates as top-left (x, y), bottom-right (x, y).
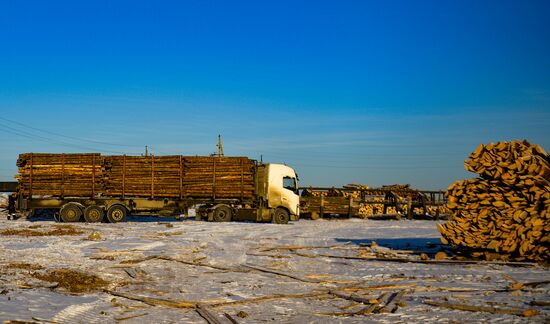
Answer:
top-left (217, 134), bottom-right (224, 157)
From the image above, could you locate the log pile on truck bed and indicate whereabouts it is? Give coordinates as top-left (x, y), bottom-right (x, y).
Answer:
top-left (16, 153), bottom-right (103, 197)
top-left (16, 153), bottom-right (256, 200)
top-left (437, 140), bottom-right (550, 262)
top-left (103, 155), bottom-right (183, 197)
top-left (182, 156), bottom-right (255, 199)
top-left (103, 155), bottom-right (255, 199)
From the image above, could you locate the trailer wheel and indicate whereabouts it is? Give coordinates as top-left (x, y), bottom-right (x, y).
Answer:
top-left (213, 205), bottom-right (232, 222)
top-left (84, 205), bottom-right (105, 223)
top-left (107, 205), bottom-right (127, 223)
top-left (272, 208), bottom-right (289, 224)
top-left (60, 203), bottom-right (83, 222)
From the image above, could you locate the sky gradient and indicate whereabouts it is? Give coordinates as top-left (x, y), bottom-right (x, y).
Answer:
top-left (1, 0), bottom-right (549, 189)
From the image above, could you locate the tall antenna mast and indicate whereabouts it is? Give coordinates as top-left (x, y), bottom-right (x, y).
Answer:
top-left (217, 135), bottom-right (224, 157)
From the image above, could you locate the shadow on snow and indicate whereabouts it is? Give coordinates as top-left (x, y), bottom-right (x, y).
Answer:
top-left (334, 237), bottom-right (443, 254)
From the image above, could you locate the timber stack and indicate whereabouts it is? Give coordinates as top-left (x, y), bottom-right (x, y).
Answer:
top-left (103, 155), bottom-right (255, 199)
top-left (16, 153), bottom-right (256, 200)
top-left (358, 197), bottom-right (385, 217)
top-left (103, 155), bottom-right (182, 197)
top-left (437, 140), bottom-right (550, 262)
top-left (16, 153), bottom-right (103, 197)
top-left (182, 156), bottom-right (255, 199)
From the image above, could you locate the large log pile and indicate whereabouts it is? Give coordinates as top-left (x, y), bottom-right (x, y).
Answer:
top-left (16, 153), bottom-right (103, 197)
top-left (437, 140), bottom-right (550, 261)
top-left (104, 156), bottom-right (255, 199)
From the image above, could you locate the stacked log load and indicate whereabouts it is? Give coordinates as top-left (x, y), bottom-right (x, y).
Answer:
top-left (103, 155), bottom-right (182, 197)
top-left (437, 140), bottom-right (550, 261)
top-left (16, 153), bottom-right (103, 197)
top-left (104, 155), bottom-right (255, 199)
top-left (16, 153), bottom-right (255, 200)
top-left (182, 156), bottom-right (255, 199)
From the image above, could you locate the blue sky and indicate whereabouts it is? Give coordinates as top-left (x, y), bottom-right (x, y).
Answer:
top-left (0, 0), bottom-right (549, 189)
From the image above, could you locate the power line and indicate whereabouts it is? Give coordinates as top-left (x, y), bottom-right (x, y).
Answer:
top-left (0, 122), bottom-right (140, 154)
top-left (0, 116), bottom-right (143, 148)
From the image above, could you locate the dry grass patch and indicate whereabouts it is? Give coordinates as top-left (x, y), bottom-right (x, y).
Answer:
top-left (4, 262), bottom-right (44, 271)
top-left (33, 268), bottom-right (109, 293)
top-left (0, 225), bottom-right (84, 236)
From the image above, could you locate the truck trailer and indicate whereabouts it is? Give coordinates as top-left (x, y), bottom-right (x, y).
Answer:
top-left (13, 153), bottom-right (300, 224)
top-left (299, 185), bottom-right (447, 220)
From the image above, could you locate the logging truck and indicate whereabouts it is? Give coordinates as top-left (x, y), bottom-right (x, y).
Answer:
top-left (11, 153), bottom-right (300, 224)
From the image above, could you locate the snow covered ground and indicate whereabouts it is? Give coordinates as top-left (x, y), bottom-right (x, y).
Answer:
top-left (0, 213), bottom-right (548, 323)
top-left (0, 194), bottom-right (8, 208)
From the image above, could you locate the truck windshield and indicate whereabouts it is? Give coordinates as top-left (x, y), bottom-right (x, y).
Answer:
top-left (283, 176), bottom-right (297, 193)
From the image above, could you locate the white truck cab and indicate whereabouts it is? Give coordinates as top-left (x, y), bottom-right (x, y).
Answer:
top-left (256, 163), bottom-right (300, 221)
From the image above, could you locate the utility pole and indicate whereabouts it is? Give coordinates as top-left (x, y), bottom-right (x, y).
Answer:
top-left (217, 135), bottom-right (224, 157)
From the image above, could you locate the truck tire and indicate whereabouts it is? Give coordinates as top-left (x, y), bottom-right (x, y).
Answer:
top-left (213, 205), bottom-right (232, 222)
top-left (84, 205), bottom-right (105, 223)
top-left (107, 205), bottom-right (127, 223)
top-left (60, 203), bottom-right (83, 222)
top-left (272, 208), bottom-right (289, 224)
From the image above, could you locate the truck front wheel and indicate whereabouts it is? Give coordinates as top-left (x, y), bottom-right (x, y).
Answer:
top-left (213, 205), bottom-right (232, 222)
top-left (107, 205), bottom-right (127, 223)
top-left (272, 208), bottom-right (289, 224)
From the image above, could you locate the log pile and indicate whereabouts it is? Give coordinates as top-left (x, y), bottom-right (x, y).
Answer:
top-left (104, 156), bottom-right (255, 199)
top-left (182, 156), bottom-right (255, 199)
top-left (342, 184), bottom-right (370, 199)
top-left (357, 199), bottom-right (385, 217)
top-left (103, 155), bottom-right (182, 198)
top-left (426, 205), bottom-right (449, 217)
top-left (309, 191), bottom-right (328, 197)
top-left (16, 153), bottom-right (256, 200)
top-left (16, 153), bottom-right (103, 197)
top-left (302, 185), bottom-right (434, 218)
top-left (438, 140), bottom-right (550, 261)
top-left (357, 190), bottom-right (387, 217)
top-left (301, 196), bottom-right (356, 216)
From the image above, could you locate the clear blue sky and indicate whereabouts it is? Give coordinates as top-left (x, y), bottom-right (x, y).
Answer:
top-left (0, 1), bottom-right (549, 189)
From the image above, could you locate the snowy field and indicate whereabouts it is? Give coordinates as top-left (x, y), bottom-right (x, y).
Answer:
top-left (0, 214), bottom-right (548, 323)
